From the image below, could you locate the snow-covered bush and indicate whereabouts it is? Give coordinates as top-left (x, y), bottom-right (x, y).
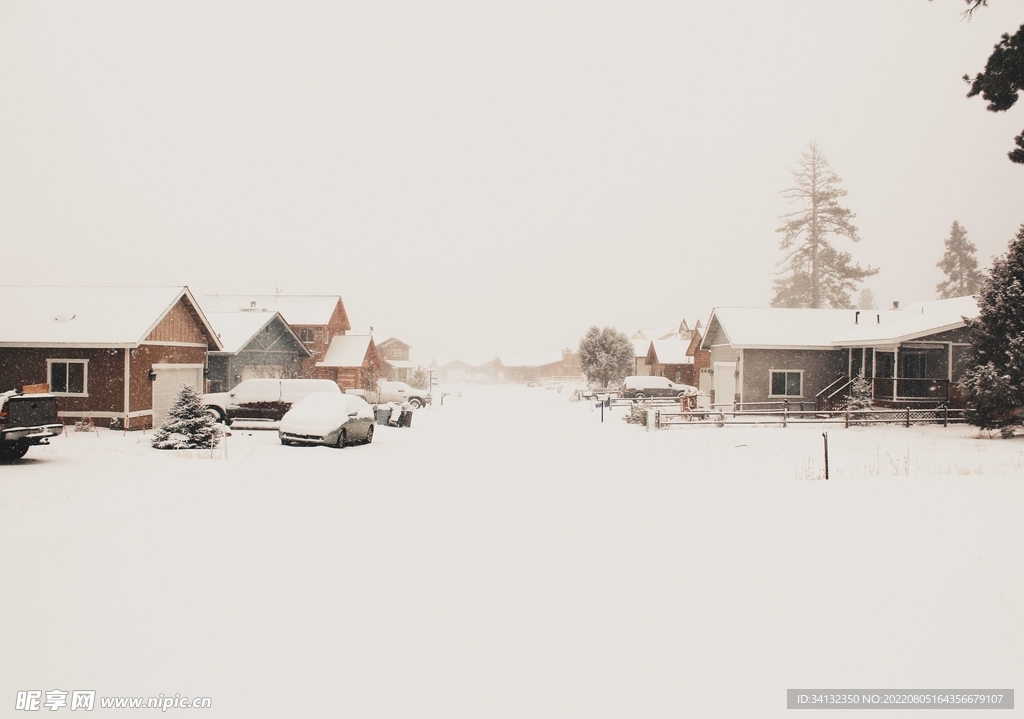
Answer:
top-left (623, 400), bottom-right (651, 425)
top-left (152, 385), bottom-right (222, 450)
top-left (74, 418), bottom-right (96, 433)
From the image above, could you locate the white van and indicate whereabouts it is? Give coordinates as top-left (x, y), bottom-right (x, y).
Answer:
top-left (203, 378), bottom-right (341, 424)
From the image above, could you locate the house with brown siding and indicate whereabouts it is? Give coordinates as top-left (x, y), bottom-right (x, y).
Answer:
top-left (377, 336), bottom-right (415, 382)
top-left (0, 286), bottom-right (222, 429)
top-left (699, 296), bottom-right (978, 410)
top-left (316, 334), bottom-right (382, 391)
top-left (200, 294), bottom-right (351, 379)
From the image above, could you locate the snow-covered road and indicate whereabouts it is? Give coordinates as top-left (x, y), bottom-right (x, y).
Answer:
top-left (2, 384), bottom-right (1022, 717)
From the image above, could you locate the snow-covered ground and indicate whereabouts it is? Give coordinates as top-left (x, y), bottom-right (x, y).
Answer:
top-left (2, 383), bottom-right (1022, 717)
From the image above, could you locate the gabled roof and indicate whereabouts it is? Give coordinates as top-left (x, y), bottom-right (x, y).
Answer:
top-left (377, 336), bottom-right (411, 349)
top-left (0, 286), bottom-right (222, 349)
top-left (431, 356), bottom-right (503, 369)
top-left (648, 339), bottom-right (694, 365)
top-left (205, 311), bottom-right (312, 356)
top-left (317, 334), bottom-right (374, 368)
top-left (200, 294), bottom-right (347, 327)
top-left (631, 339), bottom-right (652, 359)
top-left (702, 296), bottom-right (979, 350)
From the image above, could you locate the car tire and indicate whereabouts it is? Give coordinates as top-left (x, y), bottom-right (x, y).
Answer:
top-left (207, 407), bottom-right (226, 424)
top-left (634, 392), bottom-right (647, 399)
top-left (409, 398), bottom-right (423, 410)
top-left (335, 429), bottom-right (347, 449)
top-left (0, 443), bottom-right (29, 461)
top-left (364, 424), bottom-right (374, 444)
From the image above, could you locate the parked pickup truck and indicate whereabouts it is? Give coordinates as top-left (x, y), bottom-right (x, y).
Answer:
top-left (0, 390), bottom-right (63, 461)
top-left (354, 381), bottom-right (432, 409)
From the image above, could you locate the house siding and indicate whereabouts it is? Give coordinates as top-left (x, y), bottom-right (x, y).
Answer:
top-left (0, 347), bottom-right (126, 418)
top-left (742, 348), bottom-right (847, 405)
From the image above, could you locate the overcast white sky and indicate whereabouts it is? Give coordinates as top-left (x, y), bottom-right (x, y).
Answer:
top-left (1, 1), bottom-right (1022, 361)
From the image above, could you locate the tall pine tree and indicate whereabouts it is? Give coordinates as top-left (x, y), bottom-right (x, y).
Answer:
top-left (772, 142), bottom-right (877, 308)
top-left (936, 221), bottom-right (984, 298)
top-left (961, 224), bottom-right (1024, 431)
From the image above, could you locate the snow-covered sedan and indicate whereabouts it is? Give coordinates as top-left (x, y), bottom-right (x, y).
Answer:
top-left (278, 393), bottom-right (375, 448)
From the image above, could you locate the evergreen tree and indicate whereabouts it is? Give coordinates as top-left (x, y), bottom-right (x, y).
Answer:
top-left (772, 142), bottom-right (878, 308)
top-left (936, 221), bottom-right (984, 298)
top-left (152, 384), bottom-right (223, 450)
top-left (961, 224), bottom-right (1024, 431)
top-left (963, 17), bottom-right (1024, 163)
top-left (409, 367), bottom-right (429, 389)
top-left (846, 375), bottom-right (873, 411)
top-left (857, 288), bottom-right (877, 310)
top-left (578, 326), bottom-right (634, 388)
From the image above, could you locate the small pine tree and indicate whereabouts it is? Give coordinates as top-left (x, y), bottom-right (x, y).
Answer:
top-left (961, 224), bottom-right (1024, 431)
top-left (409, 367), bottom-right (429, 389)
top-left (936, 221), bottom-right (984, 299)
top-left (846, 375), bottom-right (873, 411)
top-left (152, 384), bottom-right (223, 450)
top-left (578, 326), bottom-right (634, 388)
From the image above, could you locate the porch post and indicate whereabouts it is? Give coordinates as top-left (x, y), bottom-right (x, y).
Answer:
top-left (947, 343), bottom-right (953, 381)
top-left (893, 346), bottom-right (899, 401)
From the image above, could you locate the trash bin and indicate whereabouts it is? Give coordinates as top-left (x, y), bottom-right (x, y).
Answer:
top-left (375, 407), bottom-right (390, 426)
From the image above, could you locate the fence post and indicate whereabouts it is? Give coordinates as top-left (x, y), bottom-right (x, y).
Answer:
top-left (905, 406), bottom-right (911, 428)
top-left (646, 408), bottom-right (656, 431)
top-left (783, 403), bottom-right (788, 428)
top-left (943, 405), bottom-right (948, 428)
top-left (845, 407), bottom-right (850, 429)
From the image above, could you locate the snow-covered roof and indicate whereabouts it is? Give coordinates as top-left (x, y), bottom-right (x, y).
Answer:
top-left (205, 311), bottom-right (311, 356)
top-left (705, 296), bottom-right (978, 350)
top-left (0, 286), bottom-right (221, 348)
top-left (200, 294), bottom-right (344, 326)
top-left (649, 339), bottom-right (693, 365)
top-left (831, 296), bottom-right (978, 346)
top-left (631, 340), bottom-right (652, 358)
top-left (632, 327), bottom-right (678, 341)
top-left (384, 359), bottom-right (416, 369)
top-left (317, 334), bottom-right (373, 368)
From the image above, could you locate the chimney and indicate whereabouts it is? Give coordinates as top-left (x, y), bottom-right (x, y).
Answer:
top-left (892, 300), bottom-right (900, 310)
top-left (855, 311), bottom-right (860, 324)
top-left (250, 301), bottom-right (256, 308)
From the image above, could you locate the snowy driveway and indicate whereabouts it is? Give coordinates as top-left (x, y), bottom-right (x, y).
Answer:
top-left (1, 384), bottom-right (1022, 717)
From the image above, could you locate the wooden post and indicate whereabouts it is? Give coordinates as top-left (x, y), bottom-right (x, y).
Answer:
top-left (943, 405), bottom-right (948, 428)
top-left (845, 407), bottom-right (850, 429)
top-left (905, 406), bottom-right (911, 428)
top-left (783, 400), bottom-right (788, 428)
top-left (822, 432), bottom-right (829, 480)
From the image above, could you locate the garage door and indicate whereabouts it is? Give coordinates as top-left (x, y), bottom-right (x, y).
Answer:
top-left (152, 365), bottom-right (204, 427)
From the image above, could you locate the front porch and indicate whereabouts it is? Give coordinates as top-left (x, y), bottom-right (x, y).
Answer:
top-left (816, 341), bottom-right (967, 411)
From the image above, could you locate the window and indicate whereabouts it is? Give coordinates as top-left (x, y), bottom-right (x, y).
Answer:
top-left (298, 328), bottom-right (316, 344)
top-left (769, 370), bottom-right (802, 397)
top-left (48, 360), bottom-right (87, 395)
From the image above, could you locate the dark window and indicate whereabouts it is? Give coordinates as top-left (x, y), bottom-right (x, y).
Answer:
top-left (851, 349), bottom-right (864, 377)
top-left (298, 328), bottom-right (316, 343)
top-left (770, 370), bottom-right (802, 397)
top-left (875, 352), bottom-right (895, 379)
top-left (49, 360), bottom-right (86, 394)
top-left (900, 352), bottom-right (927, 379)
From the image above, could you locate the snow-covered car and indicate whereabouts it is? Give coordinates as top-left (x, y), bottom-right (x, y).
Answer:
top-left (278, 393), bottom-right (375, 448)
top-left (620, 375), bottom-right (700, 399)
top-left (0, 390), bottom-right (63, 461)
top-left (367, 380), bottom-right (431, 409)
top-left (203, 378), bottom-right (341, 424)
